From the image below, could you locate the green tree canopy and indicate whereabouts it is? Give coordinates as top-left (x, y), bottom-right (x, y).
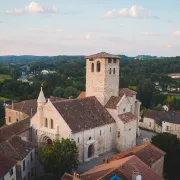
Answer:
top-left (53, 87), bottom-right (64, 97)
top-left (152, 133), bottom-right (180, 180)
top-left (40, 138), bottom-right (79, 177)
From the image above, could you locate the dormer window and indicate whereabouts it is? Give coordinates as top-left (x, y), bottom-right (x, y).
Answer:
top-left (97, 61), bottom-right (101, 72)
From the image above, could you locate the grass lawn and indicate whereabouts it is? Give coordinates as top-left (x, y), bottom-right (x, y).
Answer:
top-left (0, 97), bottom-right (10, 101)
top-left (0, 74), bottom-right (12, 82)
top-left (128, 86), bottom-right (137, 91)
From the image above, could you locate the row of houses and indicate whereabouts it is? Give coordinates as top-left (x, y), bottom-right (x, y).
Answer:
top-left (139, 109), bottom-right (180, 138)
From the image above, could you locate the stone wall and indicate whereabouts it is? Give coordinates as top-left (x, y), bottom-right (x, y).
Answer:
top-left (5, 108), bottom-right (29, 125)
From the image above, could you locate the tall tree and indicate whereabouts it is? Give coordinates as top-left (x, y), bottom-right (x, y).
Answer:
top-left (40, 139), bottom-right (79, 177)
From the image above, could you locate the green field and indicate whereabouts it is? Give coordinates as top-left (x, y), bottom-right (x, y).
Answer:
top-left (0, 96), bottom-right (10, 101)
top-left (0, 74), bottom-right (12, 82)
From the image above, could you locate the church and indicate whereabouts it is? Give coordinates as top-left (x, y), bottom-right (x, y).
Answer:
top-left (30, 52), bottom-right (141, 162)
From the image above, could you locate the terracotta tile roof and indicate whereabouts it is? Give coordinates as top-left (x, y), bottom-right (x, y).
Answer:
top-left (0, 136), bottom-right (34, 161)
top-left (81, 155), bottom-right (163, 180)
top-left (53, 96), bottom-right (115, 133)
top-left (105, 95), bottom-right (124, 109)
top-left (110, 144), bottom-right (166, 166)
top-left (0, 118), bottom-right (30, 143)
top-left (0, 152), bottom-right (17, 179)
top-left (6, 97), bottom-right (65, 117)
top-left (6, 99), bottom-right (37, 116)
top-left (119, 88), bottom-right (137, 97)
top-left (86, 52), bottom-right (120, 59)
top-left (118, 112), bottom-right (136, 124)
top-left (144, 109), bottom-right (180, 125)
top-left (61, 173), bottom-right (73, 180)
top-left (77, 91), bottom-right (86, 99)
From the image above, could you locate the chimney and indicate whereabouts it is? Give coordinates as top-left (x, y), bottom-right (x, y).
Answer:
top-left (104, 157), bottom-right (109, 164)
top-left (11, 100), bottom-right (14, 110)
top-left (132, 168), bottom-right (141, 180)
top-left (143, 138), bottom-right (150, 145)
top-left (73, 173), bottom-right (81, 180)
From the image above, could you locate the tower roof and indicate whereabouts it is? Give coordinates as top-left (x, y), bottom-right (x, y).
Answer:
top-left (86, 52), bottom-right (120, 59)
top-left (37, 87), bottom-right (46, 103)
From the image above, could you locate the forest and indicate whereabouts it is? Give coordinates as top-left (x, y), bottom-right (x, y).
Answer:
top-left (0, 55), bottom-right (180, 112)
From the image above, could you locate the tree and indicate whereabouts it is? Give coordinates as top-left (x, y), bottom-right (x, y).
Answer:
top-left (40, 138), bottom-right (79, 177)
top-left (152, 133), bottom-right (180, 180)
top-left (63, 86), bottom-right (79, 98)
top-left (53, 87), bottom-right (64, 97)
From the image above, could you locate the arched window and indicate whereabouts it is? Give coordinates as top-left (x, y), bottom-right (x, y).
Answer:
top-left (16, 119), bottom-right (18, 122)
top-left (89, 137), bottom-right (92, 140)
top-left (113, 68), bottom-right (115, 74)
top-left (78, 137), bottom-right (79, 143)
top-left (50, 119), bottom-right (53, 129)
top-left (97, 61), bottom-right (101, 72)
top-left (45, 118), bottom-right (48, 127)
top-left (110, 127), bottom-right (111, 132)
top-left (109, 68), bottom-right (111, 74)
top-left (118, 131), bottom-right (120, 138)
top-left (100, 130), bottom-right (101, 136)
top-left (91, 63), bottom-right (94, 72)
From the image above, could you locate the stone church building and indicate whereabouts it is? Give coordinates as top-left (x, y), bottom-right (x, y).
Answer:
top-left (30, 52), bottom-right (141, 162)
top-left (5, 52), bottom-right (141, 163)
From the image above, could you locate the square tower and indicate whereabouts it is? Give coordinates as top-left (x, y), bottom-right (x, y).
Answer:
top-left (86, 52), bottom-right (120, 106)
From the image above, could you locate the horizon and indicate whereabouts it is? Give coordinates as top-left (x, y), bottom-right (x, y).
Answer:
top-left (0, 0), bottom-right (180, 56)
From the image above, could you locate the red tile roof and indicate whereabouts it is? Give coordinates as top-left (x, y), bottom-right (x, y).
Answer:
top-left (77, 91), bottom-right (86, 99)
top-left (86, 52), bottom-right (120, 59)
top-left (119, 88), bottom-right (137, 97)
top-left (53, 96), bottom-right (115, 133)
top-left (61, 173), bottom-right (73, 180)
top-left (118, 112), bottom-right (136, 124)
top-left (0, 136), bottom-right (34, 161)
top-left (0, 118), bottom-right (30, 143)
top-left (105, 95), bottom-right (124, 109)
top-left (80, 155), bottom-right (163, 180)
top-left (110, 144), bottom-right (166, 166)
top-left (0, 152), bottom-right (17, 179)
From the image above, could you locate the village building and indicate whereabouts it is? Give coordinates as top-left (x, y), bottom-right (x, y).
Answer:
top-left (139, 109), bottom-right (180, 138)
top-left (30, 52), bottom-right (141, 162)
top-left (0, 119), bottom-right (36, 180)
top-left (0, 152), bottom-right (17, 180)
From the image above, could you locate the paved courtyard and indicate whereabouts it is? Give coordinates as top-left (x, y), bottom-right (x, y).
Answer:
top-left (77, 151), bottom-right (118, 173)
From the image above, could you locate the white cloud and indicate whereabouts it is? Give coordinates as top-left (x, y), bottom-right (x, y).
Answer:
top-left (5, 1), bottom-right (58, 15)
top-left (173, 31), bottom-right (180, 36)
top-left (104, 5), bottom-right (159, 19)
top-left (142, 32), bottom-right (162, 36)
top-left (85, 32), bottom-right (92, 39)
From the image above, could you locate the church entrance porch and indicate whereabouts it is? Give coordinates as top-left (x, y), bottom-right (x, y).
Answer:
top-left (40, 135), bottom-right (53, 146)
top-left (84, 140), bottom-right (98, 162)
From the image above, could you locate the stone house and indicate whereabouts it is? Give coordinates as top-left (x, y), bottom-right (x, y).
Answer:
top-left (62, 155), bottom-right (164, 180)
top-left (0, 152), bottom-right (17, 180)
top-left (31, 52), bottom-right (141, 162)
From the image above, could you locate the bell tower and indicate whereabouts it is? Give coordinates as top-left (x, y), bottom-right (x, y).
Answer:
top-left (86, 52), bottom-right (120, 106)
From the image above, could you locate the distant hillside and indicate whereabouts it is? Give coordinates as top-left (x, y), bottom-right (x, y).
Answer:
top-left (134, 55), bottom-right (165, 60)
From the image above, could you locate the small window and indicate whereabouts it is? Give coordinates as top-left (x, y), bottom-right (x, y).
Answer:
top-left (166, 126), bottom-right (169, 131)
top-left (149, 122), bottom-right (151, 127)
top-left (23, 160), bottom-right (26, 171)
top-left (97, 61), bottom-right (101, 72)
top-left (89, 137), bottom-right (91, 140)
top-left (113, 59), bottom-right (117, 63)
top-left (9, 117), bottom-right (11, 122)
top-left (123, 108), bottom-right (126, 113)
top-left (35, 130), bottom-right (37, 135)
top-left (113, 68), bottom-right (115, 74)
top-left (110, 127), bottom-right (111, 132)
top-left (50, 119), bottom-right (53, 129)
top-left (91, 63), bottom-right (94, 72)
top-left (118, 131), bottom-right (120, 138)
top-left (108, 58), bottom-right (112, 63)
top-left (30, 152), bottom-right (33, 162)
top-left (109, 68), bottom-right (111, 74)
top-left (16, 119), bottom-right (19, 122)
top-left (31, 168), bottom-right (34, 177)
top-left (78, 137), bottom-right (79, 143)
top-left (100, 130), bottom-right (101, 136)
top-left (129, 128), bottom-right (131, 131)
top-left (10, 168), bottom-right (13, 176)
top-left (45, 118), bottom-right (48, 127)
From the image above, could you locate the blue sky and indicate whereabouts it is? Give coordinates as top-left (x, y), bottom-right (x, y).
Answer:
top-left (0, 0), bottom-right (180, 56)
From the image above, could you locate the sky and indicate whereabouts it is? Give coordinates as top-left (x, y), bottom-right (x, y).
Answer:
top-left (0, 0), bottom-right (180, 56)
